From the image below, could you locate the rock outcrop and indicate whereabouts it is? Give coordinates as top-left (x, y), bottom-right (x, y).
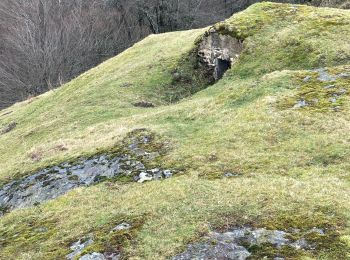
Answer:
top-left (173, 226), bottom-right (325, 259)
top-left (0, 130), bottom-right (175, 215)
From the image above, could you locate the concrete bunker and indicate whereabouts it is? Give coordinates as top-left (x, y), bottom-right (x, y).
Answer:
top-left (197, 28), bottom-right (243, 81)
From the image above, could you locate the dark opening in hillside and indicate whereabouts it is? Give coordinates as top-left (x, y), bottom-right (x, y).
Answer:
top-left (215, 58), bottom-right (231, 80)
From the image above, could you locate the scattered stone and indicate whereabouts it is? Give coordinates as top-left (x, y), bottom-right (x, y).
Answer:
top-left (66, 238), bottom-right (94, 259)
top-left (133, 101), bottom-right (155, 108)
top-left (324, 84), bottom-right (336, 89)
top-left (67, 238), bottom-right (120, 260)
top-left (208, 153), bottom-right (218, 162)
top-left (79, 252), bottom-right (106, 260)
top-left (333, 106), bottom-right (341, 112)
top-left (150, 168), bottom-right (162, 180)
top-left (79, 252), bottom-right (120, 260)
top-left (103, 252), bottom-right (121, 260)
top-left (308, 227), bottom-right (325, 235)
top-left (338, 73), bottom-right (350, 78)
top-left (111, 222), bottom-right (131, 232)
top-left (303, 75), bottom-right (312, 82)
top-left (293, 99), bottom-right (308, 108)
top-left (120, 83), bottom-right (132, 88)
top-left (315, 68), bottom-right (337, 82)
top-left (224, 172), bottom-right (240, 178)
top-left (292, 238), bottom-right (310, 250)
top-left (135, 169), bottom-right (174, 183)
top-left (338, 88), bottom-right (347, 94)
top-left (311, 98), bottom-right (319, 104)
top-left (172, 72), bottom-right (182, 82)
top-left (329, 97), bottom-right (337, 103)
top-left (34, 227), bottom-right (48, 233)
top-left (163, 169), bottom-right (173, 178)
top-left (288, 228), bottom-right (301, 233)
top-left (1, 122), bottom-right (17, 135)
top-left (138, 172), bottom-right (153, 183)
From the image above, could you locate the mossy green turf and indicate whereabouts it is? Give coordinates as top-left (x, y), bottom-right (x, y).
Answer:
top-left (1, 2), bottom-right (350, 259)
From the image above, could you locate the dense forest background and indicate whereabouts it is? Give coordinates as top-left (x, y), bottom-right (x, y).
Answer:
top-left (0, 0), bottom-right (348, 109)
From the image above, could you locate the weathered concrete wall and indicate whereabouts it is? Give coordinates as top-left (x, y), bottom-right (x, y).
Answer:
top-left (198, 28), bottom-right (243, 80)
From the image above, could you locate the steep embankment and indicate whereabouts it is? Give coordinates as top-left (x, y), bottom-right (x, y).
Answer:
top-left (1, 2), bottom-right (350, 259)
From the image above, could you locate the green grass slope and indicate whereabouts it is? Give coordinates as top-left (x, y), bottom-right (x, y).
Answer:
top-left (1, 2), bottom-right (350, 259)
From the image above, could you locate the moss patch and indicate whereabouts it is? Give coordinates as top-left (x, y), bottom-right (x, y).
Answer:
top-left (278, 66), bottom-right (350, 112)
top-left (76, 216), bottom-right (145, 259)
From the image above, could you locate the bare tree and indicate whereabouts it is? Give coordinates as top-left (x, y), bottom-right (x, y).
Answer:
top-left (0, 0), bottom-right (147, 109)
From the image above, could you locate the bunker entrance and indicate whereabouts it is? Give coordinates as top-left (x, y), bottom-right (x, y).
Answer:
top-left (215, 58), bottom-right (231, 80)
top-left (197, 30), bottom-right (243, 82)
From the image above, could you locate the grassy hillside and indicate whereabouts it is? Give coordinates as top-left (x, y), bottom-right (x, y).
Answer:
top-left (1, 2), bottom-right (350, 259)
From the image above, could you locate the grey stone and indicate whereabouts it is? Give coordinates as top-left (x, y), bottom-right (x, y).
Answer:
top-left (138, 172), bottom-right (153, 183)
top-left (292, 238), bottom-right (310, 250)
top-left (339, 88), bottom-right (347, 94)
top-left (173, 241), bottom-right (251, 260)
top-left (303, 75), bottom-right (312, 82)
top-left (34, 227), bottom-right (48, 233)
top-left (79, 252), bottom-right (107, 260)
top-left (163, 170), bottom-right (173, 178)
top-left (289, 228), bottom-right (301, 234)
top-left (172, 72), bottom-right (182, 81)
top-left (224, 172), bottom-right (240, 177)
top-left (111, 222), bottom-right (131, 232)
top-left (66, 238), bottom-right (94, 259)
top-left (144, 152), bottom-right (160, 160)
top-left (104, 252), bottom-right (120, 260)
top-left (329, 97), bottom-right (337, 103)
top-left (308, 227), bottom-right (325, 235)
top-left (338, 73), bottom-right (350, 78)
top-left (266, 230), bottom-right (289, 248)
top-left (293, 99), bottom-right (308, 108)
top-left (315, 68), bottom-right (337, 82)
top-left (311, 98), bottom-right (319, 104)
top-left (120, 83), bottom-right (132, 88)
top-left (151, 168), bottom-right (163, 180)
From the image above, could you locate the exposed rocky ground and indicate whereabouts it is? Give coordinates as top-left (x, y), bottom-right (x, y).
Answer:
top-left (173, 227), bottom-right (326, 259)
top-left (0, 130), bottom-right (175, 215)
